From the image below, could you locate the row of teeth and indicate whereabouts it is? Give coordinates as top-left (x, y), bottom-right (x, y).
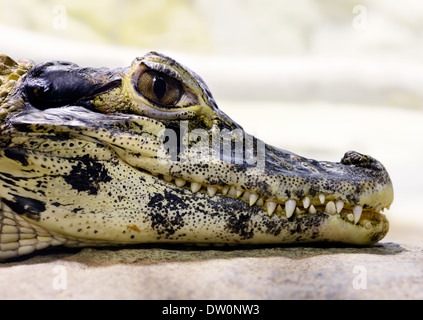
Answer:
top-left (162, 175), bottom-right (383, 225)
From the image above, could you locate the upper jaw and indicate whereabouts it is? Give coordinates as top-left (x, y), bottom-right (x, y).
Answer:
top-left (156, 140), bottom-right (394, 221)
top-left (260, 146), bottom-right (394, 209)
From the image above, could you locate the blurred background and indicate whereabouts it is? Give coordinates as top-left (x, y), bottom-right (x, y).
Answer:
top-left (0, 0), bottom-right (422, 241)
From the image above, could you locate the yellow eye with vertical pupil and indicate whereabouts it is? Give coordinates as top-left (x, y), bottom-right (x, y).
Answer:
top-left (137, 70), bottom-right (182, 107)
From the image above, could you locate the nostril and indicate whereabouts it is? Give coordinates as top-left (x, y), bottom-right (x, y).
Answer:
top-left (341, 151), bottom-right (382, 171)
top-left (341, 151), bottom-right (370, 165)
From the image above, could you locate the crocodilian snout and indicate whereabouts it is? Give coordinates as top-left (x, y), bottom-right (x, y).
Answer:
top-left (256, 142), bottom-right (394, 213)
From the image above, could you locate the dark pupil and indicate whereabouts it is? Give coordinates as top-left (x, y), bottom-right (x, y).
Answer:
top-left (153, 76), bottom-right (167, 100)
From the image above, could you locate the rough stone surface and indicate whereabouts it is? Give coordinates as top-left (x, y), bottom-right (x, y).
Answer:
top-left (0, 237), bottom-right (422, 300)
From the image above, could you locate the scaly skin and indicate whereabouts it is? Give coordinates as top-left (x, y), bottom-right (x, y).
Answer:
top-left (0, 52), bottom-right (393, 260)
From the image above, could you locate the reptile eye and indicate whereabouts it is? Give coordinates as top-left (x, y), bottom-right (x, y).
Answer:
top-left (137, 70), bottom-right (182, 107)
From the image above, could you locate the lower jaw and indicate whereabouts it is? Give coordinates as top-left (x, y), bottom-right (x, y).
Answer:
top-left (318, 212), bottom-right (389, 245)
top-left (233, 210), bottom-right (389, 245)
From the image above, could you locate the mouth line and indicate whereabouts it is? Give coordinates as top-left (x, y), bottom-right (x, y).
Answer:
top-left (150, 171), bottom-right (387, 228)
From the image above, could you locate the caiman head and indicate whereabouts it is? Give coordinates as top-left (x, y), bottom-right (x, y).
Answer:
top-left (0, 52), bottom-right (393, 260)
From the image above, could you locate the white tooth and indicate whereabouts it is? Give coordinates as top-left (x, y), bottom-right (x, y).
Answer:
top-left (319, 194), bottom-right (325, 204)
top-left (353, 205), bottom-right (363, 224)
top-left (266, 201), bottom-right (277, 216)
top-left (236, 187), bottom-right (243, 198)
top-left (364, 221), bottom-right (372, 230)
top-left (175, 178), bottom-right (186, 187)
top-left (285, 200), bottom-right (296, 218)
top-left (249, 193), bottom-right (259, 206)
top-left (347, 213), bottom-right (354, 221)
top-left (325, 201), bottom-right (336, 215)
top-left (335, 200), bottom-right (344, 213)
top-left (222, 186), bottom-right (229, 195)
top-left (243, 191), bottom-right (250, 202)
top-left (375, 205), bottom-right (382, 212)
top-left (207, 186), bottom-right (217, 197)
top-left (163, 175), bottom-right (173, 182)
top-left (228, 186), bottom-right (237, 197)
top-left (309, 205), bottom-right (316, 215)
top-left (302, 196), bottom-right (310, 209)
top-left (295, 207), bottom-right (302, 215)
top-left (191, 182), bottom-right (202, 193)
